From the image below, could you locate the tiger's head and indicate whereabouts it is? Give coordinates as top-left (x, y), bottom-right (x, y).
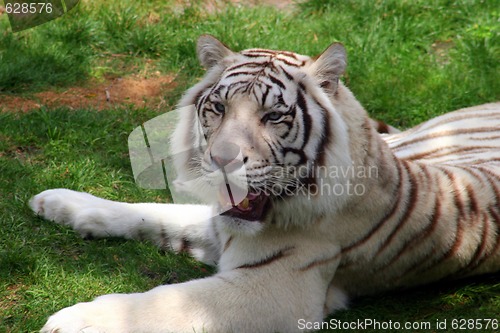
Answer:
top-left (171, 35), bottom-right (356, 233)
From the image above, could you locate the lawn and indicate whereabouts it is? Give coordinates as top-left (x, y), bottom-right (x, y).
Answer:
top-left (0, 0), bottom-right (499, 332)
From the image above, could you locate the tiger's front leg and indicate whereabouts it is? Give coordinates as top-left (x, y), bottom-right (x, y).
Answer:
top-left (40, 262), bottom-right (330, 333)
top-left (29, 189), bottom-right (220, 264)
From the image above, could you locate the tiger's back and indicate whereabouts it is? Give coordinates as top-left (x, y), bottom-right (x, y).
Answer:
top-left (386, 102), bottom-right (500, 166)
top-left (333, 102), bottom-right (500, 297)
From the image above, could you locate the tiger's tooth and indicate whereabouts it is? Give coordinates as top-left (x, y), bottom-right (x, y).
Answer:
top-left (240, 197), bottom-right (249, 209)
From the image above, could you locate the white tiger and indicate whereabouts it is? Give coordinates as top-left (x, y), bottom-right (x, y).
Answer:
top-left (31, 35), bottom-right (500, 333)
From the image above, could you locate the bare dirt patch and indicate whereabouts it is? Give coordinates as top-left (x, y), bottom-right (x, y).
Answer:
top-left (174, 0), bottom-right (296, 14)
top-left (229, 0), bottom-right (295, 10)
top-left (0, 284), bottom-right (26, 313)
top-left (0, 0), bottom-right (294, 113)
top-left (0, 74), bottom-right (177, 112)
top-left (431, 39), bottom-right (454, 65)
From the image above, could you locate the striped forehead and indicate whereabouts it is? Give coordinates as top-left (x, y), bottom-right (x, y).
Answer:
top-left (226, 48), bottom-right (310, 76)
top-left (213, 49), bottom-right (311, 103)
top-left (240, 48), bottom-right (310, 67)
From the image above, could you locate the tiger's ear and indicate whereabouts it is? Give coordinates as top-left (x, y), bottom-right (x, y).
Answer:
top-left (311, 42), bottom-right (347, 95)
top-left (197, 35), bottom-right (235, 70)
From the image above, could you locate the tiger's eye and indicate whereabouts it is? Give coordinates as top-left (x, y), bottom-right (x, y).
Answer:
top-left (266, 112), bottom-right (283, 122)
top-left (214, 102), bottom-right (225, 113)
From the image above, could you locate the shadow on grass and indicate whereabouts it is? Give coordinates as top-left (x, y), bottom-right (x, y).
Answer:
top-left (329, 273), bottom-right (500, 332)
top-left (0, 30), bottom-right (92, 94)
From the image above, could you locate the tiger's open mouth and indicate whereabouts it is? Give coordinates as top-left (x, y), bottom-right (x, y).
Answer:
top-left (218, 184), bottom-right (270, 221)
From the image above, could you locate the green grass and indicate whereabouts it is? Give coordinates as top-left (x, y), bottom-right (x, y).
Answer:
top-left (0, 1), bottom-right (499, 332)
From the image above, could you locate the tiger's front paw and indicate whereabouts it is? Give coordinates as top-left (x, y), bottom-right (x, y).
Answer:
top-left (29, 189), bottom-right (120, 238)
top-left (40, 295), bottom-right (131, 333)
top-left (30, 189), bottom-right (92, 224)
top-left (40, 303), bottom-right (104, 333)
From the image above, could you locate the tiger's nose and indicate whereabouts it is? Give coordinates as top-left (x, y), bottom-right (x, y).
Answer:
top-left (212, 155), bottom-right (235, 168)
top-left (210, 143), bottom-right (245, 172)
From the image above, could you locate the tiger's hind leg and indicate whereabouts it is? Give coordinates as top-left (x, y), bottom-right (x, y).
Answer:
top-left (30, 189), bottom-right (221, 265)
